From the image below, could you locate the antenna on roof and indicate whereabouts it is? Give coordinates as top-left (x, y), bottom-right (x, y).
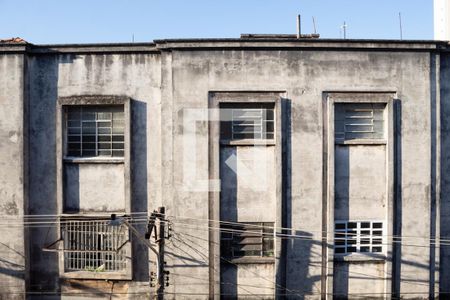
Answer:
top-left (341, 21), bottom-right (347, 39)
top-left (132, 34), bottom-right (135, 43)
top-left (312, 17), bottom-right (317, 34)
top-left (399, 12), bottom-right (403, 40)
top-left (297, 14), bottom-right (302, 38)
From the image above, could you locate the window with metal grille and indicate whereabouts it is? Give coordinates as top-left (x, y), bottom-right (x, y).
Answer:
top-left (61, 219), bottom-right (128, 272)
top-left (334, 221), bottom-right (384, 255)
top-left (221, 222), bottom-right (274, 258)
top-left (220, 103), bottom-right (275, 141)
top-left (335, 103), bottom-right (385, 141)
top-left (66, 106), bottom-right (125, 157)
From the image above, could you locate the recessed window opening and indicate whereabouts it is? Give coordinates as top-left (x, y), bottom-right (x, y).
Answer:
top-left (62, 219), bottom-right (128, 272)
top-left (221, 222), bottom-right (274, 258)
top-left (220, 103), bottom-right (274, 141)
top-left (66, 105), bottom-right (124, 157)
top-left (334, 221), bottom-right (384, 255)
top-left (335, 103), bottom-right (385, 141)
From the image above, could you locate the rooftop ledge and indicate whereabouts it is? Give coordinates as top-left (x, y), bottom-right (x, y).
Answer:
top-left (0, 37), bottom-right (448, 54)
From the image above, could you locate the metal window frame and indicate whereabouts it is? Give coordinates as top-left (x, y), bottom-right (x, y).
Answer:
top-left (62, 219), bottom-right (128, 272)
top-left (56, 96), bottom-right (132, 279)
top-left (334, 220), bottom-right (385, 255)
top-left (220, 222), bottom-right (275, 258)
top-left (230, 107), bottom-right (274, 140)
top-left (66, 106), bottom-right (125, 158)
top-left (335, 102), bottom-right (387, 142)
top-left (219, 102), bottom-right (276, 144)
top-left (58, 216), bottom-right (132, 280)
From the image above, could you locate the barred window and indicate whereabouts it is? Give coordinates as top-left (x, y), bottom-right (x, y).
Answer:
top-left (221, 222), bottom-right (274, 258)
top-left (66, 106), bottom-right (125, 157)
top-left (334, 221), bottom-right (384, 255)
top-left (335, 103), bottom-right (385, 141)
top-left (220, 103), bottom-right (275, 141)
top-left (61, 219), bottom-right (128, 272)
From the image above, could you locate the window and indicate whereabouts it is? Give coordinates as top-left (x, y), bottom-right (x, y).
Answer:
top-left (221, 222), bottom-right (274, 258)
top-left (220, 103), bottom-right (275, 141)
top-left (335, 103), bottom-right (385, 141)
top-left (334, 221), bottom-right (384, 255)
top-left (61, 219), bottom-right (128, 272)
top-left (66, 105), bottom-right (125, 157)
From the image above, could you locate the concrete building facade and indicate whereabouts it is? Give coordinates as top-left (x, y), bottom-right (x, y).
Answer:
top-left (435, 0), bottom-right (450, 40)
top-left (0, 36), bottom-right (449, 299)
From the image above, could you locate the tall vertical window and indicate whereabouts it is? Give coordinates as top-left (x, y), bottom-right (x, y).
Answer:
top-left (66, 106), bottom-right (125, 157)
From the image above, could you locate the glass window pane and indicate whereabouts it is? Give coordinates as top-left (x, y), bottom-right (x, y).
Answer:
top-left (112, 135), bottom-right (124, 142)
top-left (335, 103), bottom-right (386, 141)
top-left (82, 143), bottom-right (96, 150)
top-left (66, 105), bottom-right (125, 158)
top-left (220, 104), bottom-right (275, 141)
top-left (68, 136), bottom-right (80, 142)
top-left (98, 135), bottom-right (111, 142)
top-left (83, 135), bottom-right (96, 142)
top-left (112, 150), bottom-right (124, 157)
top-left (334, 221), bottom-right (384, 255)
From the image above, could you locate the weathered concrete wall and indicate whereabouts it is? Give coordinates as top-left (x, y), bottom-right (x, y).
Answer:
top-left (333, 261), bottom-right (386, 298)
top-left (222, 263), bottom-right (275, 297)
top-left (0, 40), bottom-right (441, 299)
top-left (220, 146), bottom-right (276, 222)
top-left (334, 144), bottom-right (388, 297)
top-left (64, 163), bottom-right (125, 212)
top-left (165, 49), bottom-right (433, 299)
top-left (220, 145), bottom-right (277, 297)
top-left (27, 52), bottom-right (161, 298)
top-left (0, 53), bottom-right (26, 299)
top-left (335, 145), bottom-right (387, 220)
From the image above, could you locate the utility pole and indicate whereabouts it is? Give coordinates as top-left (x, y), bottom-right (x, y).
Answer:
top-left (109, 207), bottom-right (170, 299)
top-left (156, 207), bottom-right (166, 299)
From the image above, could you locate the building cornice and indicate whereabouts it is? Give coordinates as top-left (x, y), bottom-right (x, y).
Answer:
top-left (0, 38), bottom-right (448, 54)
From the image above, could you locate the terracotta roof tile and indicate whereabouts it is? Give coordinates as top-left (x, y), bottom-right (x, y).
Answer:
top-left (0, 37), bottom-right (27, 44)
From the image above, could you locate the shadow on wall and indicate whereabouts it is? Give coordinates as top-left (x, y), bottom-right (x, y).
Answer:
top-left (27, 54), bottom-right (68, 299)
top-left (437, 53), bottom-right (450, 296)
top-left (280, 98), bottom-right (321, 298)
top-left (130, 99), bottom-right (149, 282)
top-left (392, 98), bottom-right (402, 298)
top-left (440, 53), bottom-right (450, 296)
top-left (26, 54), bottom-right (152, 297)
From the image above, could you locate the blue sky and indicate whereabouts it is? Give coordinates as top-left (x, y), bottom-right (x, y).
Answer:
top-left (0, 0), bottom-right (433, 44)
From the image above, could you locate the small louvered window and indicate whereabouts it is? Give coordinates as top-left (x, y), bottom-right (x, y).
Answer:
top-left (220, 103), bottom-right (275, 141)
top-left (66, 106), bottom-right (125, 157)
top-left (335, 103), bottom-right (385, 141)
top-left (221, 222), bottom-right (274, 258)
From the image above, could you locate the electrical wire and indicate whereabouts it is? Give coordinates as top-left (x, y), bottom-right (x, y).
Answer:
top-left (171, 231), bottom-right (306, 297)
top-left (0, 215), bottom-right (446, 250)
top-left (167, 218), bottom-right (450, 249)
top-left (0, 213), bottom-right (445, 247)
top-left (176, 230), bottom-right (433, 291)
